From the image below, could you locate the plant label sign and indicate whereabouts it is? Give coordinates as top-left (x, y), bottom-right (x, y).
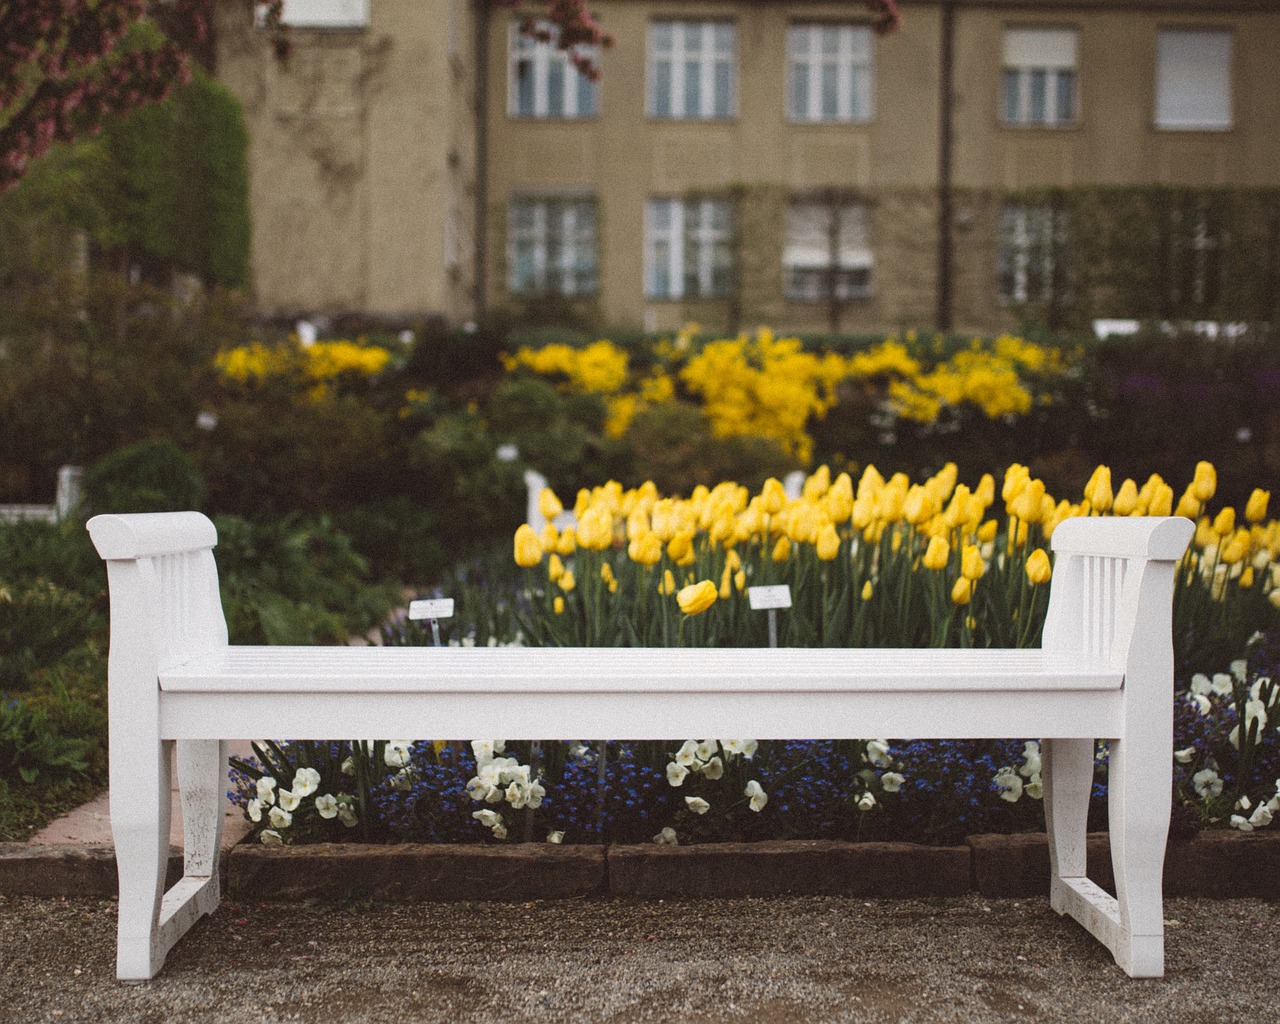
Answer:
top-left (408, 598), bottom-right (454, 621)
top-left (748, 585), bottom-right (792, 611)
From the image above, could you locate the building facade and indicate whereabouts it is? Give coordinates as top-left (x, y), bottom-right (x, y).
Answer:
top-left (216, 0), bottom-right (1280, 333)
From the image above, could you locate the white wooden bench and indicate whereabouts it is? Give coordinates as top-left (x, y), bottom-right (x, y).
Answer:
top-left (88, 511), bottom-right (1192, 981)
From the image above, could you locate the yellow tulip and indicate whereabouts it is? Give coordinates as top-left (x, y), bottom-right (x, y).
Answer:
top-left (1192, 461), bottom-right (1217, 503)
top-left (1113, 479), bottom-right (1139, 516)
top-left (628, 531), bottom-right (663, 566)
top-left (1240, 566), bottom-right (1255, 589)
top-left (787, 503), bottom-right (822, 544)
top-left (576, 505), bottom-right (614, 551)
top-left (1221, 529), bottom-right (1250, 565)
top-left (626, 509), bottom-right (651, 542)
top-left (1214, 507), bottom-right (1236, 537)
top-left (558, 569), bottom-right (576, 592)
top-left (1174, 488), bottom-right (1201, 520)
top-left (735, 569), bottom-right (746, 591)
top-left (977, 519), bottom-right (999, 544)
top-left (951, 576), bottom-right (972, 606)
top-left (857, 464), bottom-right (885, 501)
top-left (861, 580), bottom-right (873, 601)
top-left (556, 530), bottom-right (577, 556)
top-left (772, 536), bottom-right (791, 562)
top-left (553, 596), bottom-right (565, 615)
top-left (548, 553), bottom-right (565, 582)
top-left (667, 529), bottom-right (695, 566)
top-left (725, 548), bottom-right (742, 572)
top-left (1011, 478), bottom-right (1046, 524)
top-left (760, 477), bottom-right (787, 515)
top-left (1195, 517), bottom-right (1216, 549)
top-left (1246, 488), bottom-right (1271, 524)
top-left (676, 579), bottom-right (718, 615)
top-left (573, 488), bottom-right (592, 519)
top-left (1026, 548), bottom-right (1052, 585)
top-left (960, 544), bottom-right (985, 581)
top-left (514, 524), bottom-right (542, 567)
top-left (802, 465), bottom-right (831, 501)
top-left (903, 485), bottom-right (932, 526)
top-left (600, 562), bottom-right (615, 585)
top-left (1002, 464), bottom-right (1030, 503)
top-left (975, 473), bottom-right (996, 508)
top-left (659, 569), bottom-right (676, 595)
top-left (826, 473), bottom-right (854, 522)
top-left (944, 485), bottom-right (972, 530)
top-left (922, 535), bottom-right (950, 571)
top-left (540, 523), bottom-right (559, 550)
top-left (538, 487), bottom-right (563, 521)
top-left (815, 523), bottom-right (841, 561)
top-left (1148, 483), bottom-right (1174, 518)
top-left (1083, 465), bottom-right (1113, 513)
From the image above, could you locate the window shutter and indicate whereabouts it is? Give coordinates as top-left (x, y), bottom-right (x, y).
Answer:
top-left (1003, 28), bottom-right (1077, 70)
top-left (1156, 30), bottom-right (1232, 129)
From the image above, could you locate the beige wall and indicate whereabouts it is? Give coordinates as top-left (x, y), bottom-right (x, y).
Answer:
top-left (216, 0), bottom-right (473, 322)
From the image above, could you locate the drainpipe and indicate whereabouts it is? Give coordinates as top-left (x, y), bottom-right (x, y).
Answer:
top-left (937, 0), bottom-right (956, 333)
top-left (473, 0), bottom-right (491, 322)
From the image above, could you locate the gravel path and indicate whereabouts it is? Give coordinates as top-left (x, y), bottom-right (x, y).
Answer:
top-left (2, 893), bottom-right (1277, 1023)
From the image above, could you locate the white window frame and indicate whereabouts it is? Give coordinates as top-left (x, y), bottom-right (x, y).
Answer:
top-left (1001, 27), bottom-right (1078, 127)
top-left (507, 196), bottom-right (599, 297)
top-left (998, 205), bottom-right (1070, 305)
top-left (783, 199), bottom-right (874, 301)
top-left (508, 21), bottom-right (600, 118)
top-left (1155, 28), bottom-right (1232, 130)
top-left (787, 23), bottom-right (874, 123)
top-left (272, 0), bottom-right (369, 28)
top-left (645, 198), bottom-right (734, 300)
top-left (647, 21), bottom-right (736, 120)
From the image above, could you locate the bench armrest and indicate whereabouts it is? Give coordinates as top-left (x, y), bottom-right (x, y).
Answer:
top-left (88, 512), bottom-right (218, 561)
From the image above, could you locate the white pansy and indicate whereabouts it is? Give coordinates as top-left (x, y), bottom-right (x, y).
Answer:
top-left (1238, 795), bottom-right (1252, 812)
top-left (492, 822), bottom-right (509, 840)
top-left (385, 742), bottom-right (413, 769)
top-left (465, 776), bottom-right (489, 801)
top-left (696, 739), bottom-right (719, 761)
top-left (391, 770), bottom-right (413, 792)
top-left (685, 796), bottom-right (711, 815)
top-left (1232, 659), bottom-right (1249, 683)
top-left (1019, 741), bottom-right (1041, 778)
top-left (268, 805), bottom-right (292, 829)
top-left (1231, 814), bottom-right (1254, 832)
top-left (338, 806), bottom-right (358, 828)
top-left (472, 809), bottom-right (502, 828)
top-left (1174, 746), bottom-right (1197, 764)
top-left (315, 794), bottom-right (339, 819)
top-left (857, 791), bottom-right (876, 811)
top-left (653, 827), bottom-right (678, 845)
top-left (675, 739), bottom-right (700, 767)
top-left (703, 756), bottom-right (725, 781)
top-left (340, 756), bottom-right (355, 776)
top-left (880, 772), bottom-right (905, 794)
top-left (260, 829), bottom-right (283, 846)
top-left (744, 780), bottom-right (767, 812)
top-left (506, 780), bottom-right (529, 809)
top-left (720, 740), bottom-right (746, 756)
top-left (546, 831), bottom-right (564, 844)
top-left (1189, 674), bottom-right (1212, 697)
top-left (570, 742), bottom-right (591, 759)
top-left (277, 789), bottom-right (301, 813)
top-left (526, 780), bottom-right (546, 809)
top-left (1189, 694), bottom-right (1212, 716)
top-left (292, 767), bottom-right (321, 798)
top-left (247, 799), bottom-right (263, 823)
top-left (740, 739), bottom-right (758, 760)
top-left (1246, 698), bottom-right (1268, 731)
top-left (1025, 773), bottom-right (1044, 800)
top-left (865, 740), bottom-right (892, 768)
top-left (1211, 673), bottom-right (1235, 697)
top-left (256, 777), bottom-right (277, 803)
top-left (1193, 768), bottom-right (1224, 800)
top-left (666, 762), bottom-right (689, 787)
top-left (1254, 804), bottom-right (1276, 828)
top-left (994, 767), bottom-right (1023, 803)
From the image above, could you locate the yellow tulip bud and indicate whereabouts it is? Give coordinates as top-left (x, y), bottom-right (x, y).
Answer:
top-left (977, 520), bottom-right (999, 544)
top-left (1113, 479), bottom-right (1139, 517)
top-left (548, 553), bottom-right (565, 582)
top-left (1026, 548), bottom-right (1052, 585)
top-left (514, 524), bottom-right (543, 568)
top-left (815, 523), bottom-right (841, 561)
top-left (628, 531), bottom-right (663, 566)
top-left (719, 564), bottom-right (733, 599)
top-left (1214, 507), bottom-right (1236, 537)
top-left (576, 505), bottom-right (614, 551)
top-left (788, 503), bottom-right (822, 544)
top-left (976, 473), bottom-right (996, 508)
top-left (1195, 516), bottom-right (1216, 549)
top-left (725, 548), bottom-right (742, 572)
top-left (734, 569), bottom-right (746, 591)
top-left (802, 465), bottom-right (831, 501)
top-left (772, 536), bottom-right (791, 562)
top-left (1011, 479), bottom-right (1047, 524)
top-left (553, 596), bottom-right (565, 615)
top-left (826, 474), bottom-right (854, 522)
top-left (861, 580), bottom-right (873, 601)
top-left (857, 464), bottom-right (885, 501)
top-left (903, 485), bottom-right (932, 526)
top-left (538, 487), bottom-right (564, 521)
top-left (556, 530), bottom-right (577, 556)
top-left (659, 569), bottom-right (676, 595)
top-left (1192, 461), bottom-right (1217, 503)
top-left (1221, 529), bottom-right (1250, 565)
top-left (676, 579), bottom-right (718, 616)
top-left (944, 485), bottom-right (972, 530)
top-left (960, 544), bottom-right (985, 581)
top-left (1240, 566), bottom-right (1255, 589)
top-left (1246, 488), bottom-right (1271, 524)
top-left (559, 569), bottom-right (576, 592)
top-left (1012, 519), bottom-right (1029, 549)
top-left (626, 510), bottom-right (651, 542)
top-left (574, 488), bottom-right (592, 518)
top-left (852, 495), bottom-right (877, 530)
top-left (951, 576), bottom-right (972, 606)
top-left (667, 529), bottom-right (695, 566)
top-left (922, 535), bottom-right (950, 571)
top-left (1174, 488), bottom-right (1201, 520)
top-left (540, 523), bottom-right (559, 550)
top-left (1148, 483), bottom-right (1174, 518)
top-left (1084, 465), bottom-right (1113, 513)
top-left (600, 562), bottom-right (615, 585)
top-left (1002, 464), bottom-right (1030, 503)
top-left (760, 478), bottom-right (787, 515)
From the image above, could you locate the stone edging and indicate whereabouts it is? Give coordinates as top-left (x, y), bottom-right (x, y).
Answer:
top-left (3, 831), bottom-right (1278, 902)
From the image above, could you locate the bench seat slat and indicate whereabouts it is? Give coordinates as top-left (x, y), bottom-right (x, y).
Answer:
top-left (159, 646), bottom-right (1122, 694)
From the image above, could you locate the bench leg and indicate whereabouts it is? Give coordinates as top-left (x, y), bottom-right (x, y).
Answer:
top-left (1044, 737), bottom-right (1093, 907)
top-left (177, 739), bottom-right (227, 883)
top-left (111, 737), bottom-right (174, 981)
top-left (1107, 734), bottom-right (1168, 977)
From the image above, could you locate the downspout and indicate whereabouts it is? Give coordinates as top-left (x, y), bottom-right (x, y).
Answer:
top-left (936, 0), bottom-right (956, 332)
top-left (473, 0), bottom-right (491, 321)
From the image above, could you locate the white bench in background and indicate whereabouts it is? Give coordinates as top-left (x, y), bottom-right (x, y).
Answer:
top-left (88, 512), bottom-right (1192, 980)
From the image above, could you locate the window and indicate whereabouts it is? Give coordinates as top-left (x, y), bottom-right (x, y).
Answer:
top-left (998, 205), bottom-right (1070, 304)
top-left (274, 0), bottom-right (369, 28)
top-left (1156, 29), bottom-right (1232, 130)
top-left (509, 21), bottom-right (599, 118)
top-left (648, 21), bottom-right (735, 120)
top-left (645, 198), bottom-right (734, 299)
top-left (1002, 28), bottom-right (1077, 126)
top-left (784, 199), bottom-right (873, 301)
top-left (508, 197), bottom-right (598, 296)
top-left (787, 24), bottom-right (873, 123)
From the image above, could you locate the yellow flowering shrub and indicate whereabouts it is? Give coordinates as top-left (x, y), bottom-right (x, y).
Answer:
top-left (502, 340), bottom-right (630, 395)
top-left (216, 338), bottom-right (391, 386)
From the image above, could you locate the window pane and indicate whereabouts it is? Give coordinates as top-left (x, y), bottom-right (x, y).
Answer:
top-left (684, 22), bottom-right (703, 51)
top-left (653, 59), bottom-right (672, 116)
top-left (650, 200), bottom-right (672, 231)
top-left (850, 67), bottom-right (869, 121)
top-left (1156, 29), bottom-right (1232, 128)
top-left (547, 59), bottom-right (565, 117)
top-left (650, 240), bottom-right (671, 298)
top-left (577, 68), bottom-right (597, 116)
top-left (1028, 70), bottom-right (1047, 122)
top-left (714, 60), bottom-right (732, 118)
top-left (1003, 69), bottom-right (1020, 123)
top-left (652, 21), bottom-right (673, 52)
top-left (713, 23), bottom-right (733, 55)
top-left (790, 63), bottom-right (808, 119)
top-left (788, 26), bottom-right (809, 59)
top-left (821, 63), bottom-right (838, 120)
top-left (1056, 70), bottom-right (1075, 123)
top-left (684, 59), bottom-right (701, 116)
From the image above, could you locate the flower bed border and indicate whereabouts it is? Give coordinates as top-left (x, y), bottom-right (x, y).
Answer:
top-left (3, 832), bottom-right (1279, 902)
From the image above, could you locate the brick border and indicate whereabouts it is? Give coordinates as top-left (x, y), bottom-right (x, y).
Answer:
top-left (4, 831), bottom-right (1279, 902)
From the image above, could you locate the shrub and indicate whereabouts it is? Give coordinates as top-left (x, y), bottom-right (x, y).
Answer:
top-left (84, 439), bottom-right (206, 515)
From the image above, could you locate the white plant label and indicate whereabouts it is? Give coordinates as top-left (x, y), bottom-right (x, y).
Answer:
top-left (748, 585), bottom-right (792, 611)
top-left (409, 598), bottom-right (455, 621)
